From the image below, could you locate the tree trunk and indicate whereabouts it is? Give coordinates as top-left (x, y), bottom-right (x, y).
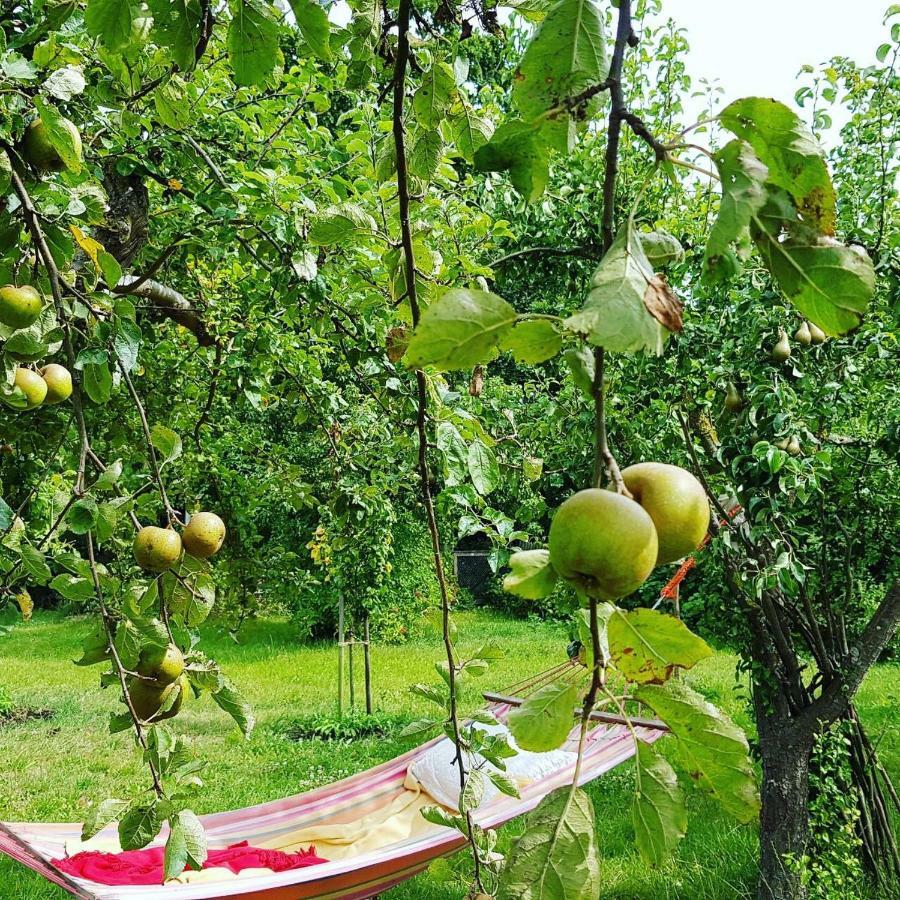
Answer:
top-left (757, 713), bottom-right (814, 900)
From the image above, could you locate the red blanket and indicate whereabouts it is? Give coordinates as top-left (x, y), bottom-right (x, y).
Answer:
top-left (53, 841), bottom-right (327, 886)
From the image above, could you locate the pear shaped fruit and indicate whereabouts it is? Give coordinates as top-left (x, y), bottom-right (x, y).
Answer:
top-left (774, 437), bottom-right (790, 450)
top-left (133, 526), bottom-right (182, 572)
top-left (787, 436), bottom-right (801, 456)
top-left (182, 512), bottom-right (226, 558)
top-left (622, 462), bottom-right (711, 565)
top-left (126, 673), bottom-right (189, 722)
top-left (548, 489), bottom-right (657, 600)
top-left (40, 364), bottom-right (72, 404)
top-left (0, 284), bottom-right (42, 329)
top-left (21, 117), bottom-right (81, 172)
top-left (136, 643), bottom-right (185, 685)
top-left (771, 328), bottom-right (791, 363)
top-left (794, 322), bottom-right (812, 345)
top-left (724, 381), bottom-right (743, 413)
top-left (808, 322), bottom-right (827, 344)
top-left (13, 367), bottom-right (47, 409)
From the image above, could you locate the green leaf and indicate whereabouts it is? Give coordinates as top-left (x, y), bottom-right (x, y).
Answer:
top-left (21, 543), bottom-right (51, 583)
top-left (5, 332), bottom-right (51, 362)
top-left (498, 787), bottom-right (600, 900)
top-left (0, 497), bottom-right (13, 532)
top-left (148, 0), bottom-right (203, 70)
top-left (403, 287), bottom-right (517, 370)
top-left (413, 62), bottom-right (457, 128)
top-left (500, 319), bottom-right (562, 364)
top-left (32, 97), bottom-right (82, 173)
top-left (436, 421), bottom-right (468, 486)
top-left (150, 424), bottom-right (182, 463)
top-left (119, 799), bottom-right (168, 851)
top-left (212, 677), bottom-right (255, 737)
top-left (227, 0), bottom-right (282, 87)
top-left (638, 230), bottom-right (684, 268)
top-left (288, 0), bottom-right (332, 60)
top-left (75, 623), bottom-right (109, 665)
top-left (85, 0), bottom-right (137, 50)
top-left (754, 212), bottom-right (874, 336)
top-left (503, 550), bottom-right (558, 600)
top-left (490, 770), bottom-right (522, 798)
top-left (166, 571), bottom-right (216, 626)
top-left (575, 603), bottom-right (614, 669)
top-left (308, 203), bottom-right (378, 245)
top-left (719, 97), bottom-right (836, 234)
top-left (52, 573), bottom-right (96, 602)
top-left (113, 319), bottom-right (142, 373)
top-left (154, 76), bottom-right (192, 130)
top-left (408, 129), bottom-right (443, 181)
top-left (511, 0), bottom-right (608, 153)
top-left (508, 680), bottom-right (577, 752)
top-left (164, 809), bottom-right (207, 880)
top-left (607, 606), bottom-right (712, 684)
top-left (635, 680), bottom-right (760, 824)
top-left (632, 739), bottom-right (687, 866)
top-left (564, 224), bottom-right (680, 354)
top-left (98, 251), bottom-right (122, 288)
top-left (81, 798), bottom-right (128, 842)
top-left (704, 140), bottom-right (769, 281)
top-left (467, 440), bottom-right (499, 495)
top-left (451, 103), bottom-right (493, 162)
top-left (563, 346), bottom-right (595, 397)
top-left (460, 766), bottom-right (487, 814)
top-left (83, 361), bottom-right (112, 404)
top-left (67, 498), bottom-right (99, 535)
top-left (474, 119), bottom-right (549, 202)
top-left (94, 459), bottom-right (123, 491)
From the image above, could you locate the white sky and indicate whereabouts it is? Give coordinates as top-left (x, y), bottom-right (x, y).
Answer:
top-left (655, 0), bottom-right (889, 146)
top-left (328, 0), bottom-right (890, 145)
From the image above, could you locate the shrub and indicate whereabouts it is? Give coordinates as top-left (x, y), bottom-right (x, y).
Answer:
top-left (787, 720), bottom-right (864, 899)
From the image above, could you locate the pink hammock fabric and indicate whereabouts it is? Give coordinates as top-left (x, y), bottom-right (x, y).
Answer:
top-left (0, 702), bottom-right (665, 899)
top-left (53, 842), bottom-right (328, 886)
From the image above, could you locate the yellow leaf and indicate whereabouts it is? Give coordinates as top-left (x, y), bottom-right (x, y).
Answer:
top-left (168, 178), bottom-right (183, 191)
top-left (15, 590), bottom-right (33, 621)
top-left (69, 224), bottom-right (103, 270)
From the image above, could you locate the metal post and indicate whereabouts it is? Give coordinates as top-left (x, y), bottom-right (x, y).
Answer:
top-left (337, 594), bottom-right (345, 718)
top-left (364, 613), bottom-right (373, 715)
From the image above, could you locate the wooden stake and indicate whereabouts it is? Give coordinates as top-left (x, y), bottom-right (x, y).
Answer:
top-left (337, 594), bottom-right (345, 718)
top-left (364, 613), bottom-right (373, 714)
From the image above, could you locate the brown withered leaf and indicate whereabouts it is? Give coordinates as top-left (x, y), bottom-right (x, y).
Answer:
top-left (469, 364), bottom-right (485, 397)
top-left (643, 275), bottom-right (683, 333)
top-left (386, 326), bottom-right (410, 363)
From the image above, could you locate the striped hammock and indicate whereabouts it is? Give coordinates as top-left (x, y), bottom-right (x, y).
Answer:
top-left (0, 689), bottom-right (666, 900)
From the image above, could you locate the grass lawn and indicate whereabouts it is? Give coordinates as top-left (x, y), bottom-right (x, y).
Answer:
top-left (0, 609), bottom-right (897, 899)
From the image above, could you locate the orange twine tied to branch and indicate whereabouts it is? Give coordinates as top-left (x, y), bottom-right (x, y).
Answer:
top-left (659, 505), bottom-right (742, 600)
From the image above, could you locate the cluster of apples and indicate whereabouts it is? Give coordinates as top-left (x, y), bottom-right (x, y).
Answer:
top-left (0, 284), bottom-right (72, 410)
top-left (127, 642), bottom-right (190, 723)
top-left (132, 512), bottom-right (226, 572)
top-left (548, 463), bottom-right (710, 601)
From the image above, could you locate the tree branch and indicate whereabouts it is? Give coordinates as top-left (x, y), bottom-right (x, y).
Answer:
top-left (798, 581), bottom-right (900, 730)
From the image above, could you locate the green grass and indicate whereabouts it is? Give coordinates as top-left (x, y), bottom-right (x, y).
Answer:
top-left (0, 610), bottom-right (896, 899)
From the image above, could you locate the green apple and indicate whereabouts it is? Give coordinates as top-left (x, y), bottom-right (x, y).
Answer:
top-left (21, 118), bottom-right (81, 172)
top-left (0, 284), bottom-right (42, 329)
top-left (621, 462), bottom-right (710, 565)
top-left (13, 367), bottom-right (47, 409)
top-left (40, 364), bottom-right (72, 404)
top-left (133, 526), bottom-right (182, 572)
top-left (548, 489), bottom-right (658, 600)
